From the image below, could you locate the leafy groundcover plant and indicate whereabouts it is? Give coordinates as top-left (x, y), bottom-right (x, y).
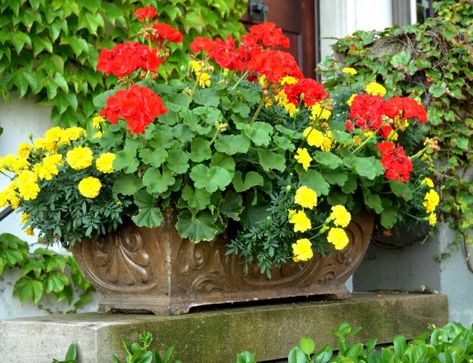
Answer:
top-left (0, 6), bottom-right (436, 276)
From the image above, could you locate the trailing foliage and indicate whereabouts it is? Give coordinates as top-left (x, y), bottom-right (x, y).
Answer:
top-left (318, 1), bottom-right (473, 247)
top-left (0, 233), bottom-right (94, 310)
top-left (0, 0), bottom-right (246, 126)
top-left (239, 321), bottom-right (473, 363)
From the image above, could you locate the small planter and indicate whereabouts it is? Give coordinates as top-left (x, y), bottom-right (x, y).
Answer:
top-left (72, 212), bottom-right (374, 315)
top-left (371, 221), bottom-right (431, 249)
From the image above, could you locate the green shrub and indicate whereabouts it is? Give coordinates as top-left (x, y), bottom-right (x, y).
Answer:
top-left (318, 1), bottom-right (473, 247)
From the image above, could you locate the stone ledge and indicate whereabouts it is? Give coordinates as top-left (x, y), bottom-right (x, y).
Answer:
top-left (0, 293), bottom-right (448, 363)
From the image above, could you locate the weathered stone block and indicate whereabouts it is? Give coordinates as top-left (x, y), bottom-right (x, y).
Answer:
top-left (0, 293), bottom-right (448, 362)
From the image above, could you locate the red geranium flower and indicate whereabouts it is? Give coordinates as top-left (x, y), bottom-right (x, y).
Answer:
top-left (151, 23), bottom-right (183, 44)
top-left (284, 78), bottom-right (328, 107)
top-left (349, 94), bottom-right (385, 130)
top-left (97, 42), bottom-right (163, 78)
top-left (345, 120), bottom-right (354, 132)
top-left (100, 85), bottom-right (167, 134)
top-left (135, 6), bottom-right (157, 22)
top-left (381, 96), bottom-right (427, 124)
top-left (378, 125), bottom-right (393, 139)
top-left (247, 49), bottom-right (303, 83)
top-left (377, 142), bottom-right (413, 182)
top-left (190, 37), bottom-right (216, 53)
top-left (242, 22), bottom-right (290, 49)
top-left (208, 36), bottom-right (240, 70)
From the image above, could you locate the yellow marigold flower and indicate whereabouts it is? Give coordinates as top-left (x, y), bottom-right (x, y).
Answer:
top-left (36, 154), bottom-right (63, 181)
top-left (342, 67), bottom-right (357, 76)
top-left (321, 131), bottom-right (334, 152)
top-left (329, 205), bottom-right (351, 228)
top-left (423, 189), bottom-right (440, 213)
top-left (327, 227), bottom-right (350, 250)
top-left (197, 72), bottom-right (211, 88)
top-left (45, 126), bottom-right (64, 143)
top-left (310, 103), bottom-right (331, 120)
top-left (347, 94), bottom-right (357, 106)
top-left (303, 127), bottom-right (324, 148)
top-left (0, 154), bottom-right (28, 173)
top-left (292, 238), bottom-right (314, 262)
top-left (17, 143), bottom-right (32, 159)
top-left (189, 60), bottom-right (202, 74)
top-left (294, 186), bottom-right (317, 209)
top-left (61, 127), bottom-right (86, 144)
top-left (428, 213), bottom-right (437, 226)
top-left (92, 115), bottom-right (105, 129)
top-left (366, 81), bottom-right (386, 97)
top-left (294, 148), bottom-right (312, 171)
top-left (66, 146), bottom-right (93, 170)
top-left (289, 210), bottom-right (312, 233)
top-left (423, 177), bottom-right (434, 188)
top-left (96, 152), bottom-right (116, 174)
top-left (20, 212), bottom-right (29, 225)
top-left (78, 176), bottom-right (102, 199)
top-left (17, 170), bottom-right (40, 201)
top-left (280, 76), bottom-right (298, 85)
top-left (0, 182), bottom-right (19, 209)
top-left (24, 227), bottom-right (34, 236)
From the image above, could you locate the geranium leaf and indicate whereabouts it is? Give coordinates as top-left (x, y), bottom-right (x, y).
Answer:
top-left (143, 167), bottom-right (175, 194)
top-left (214, 134), bottom-right (251, 155)
top-left (113, 174), bottom-right (143, 196)
top-left (257, 150), bottom-right (286, 172)
top-left (176, 210), bottom-right (219, 242)
top-left (220, 191), bottom-right (243, 220)
top-left (190, 137), bottom-right (212, 162)
top-left (232, 171), bottom-right (264, 192)
top-left (313, 151), bottom-right (343, 169)
top-left (299, 169), bottom-right (330, 196)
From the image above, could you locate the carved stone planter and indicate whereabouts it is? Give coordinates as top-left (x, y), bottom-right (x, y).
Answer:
top-left (72, 213), bottom-right (374, 315)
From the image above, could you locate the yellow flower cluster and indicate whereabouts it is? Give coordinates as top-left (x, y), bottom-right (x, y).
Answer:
top-left (0, 182), bottom-right (20, 209)
top-left (66, 146), bottom-right (93, 170)
top-left (288, 209), bottom-right (311, 233)
top-left (189, 60), bottom-right (213, 88)
top-left (309, 103), bottom-right (331, 121)
top-left (78, 177), bottom-right (102, 199)
top-left (292, 238), bottom-right (313, 262)
top-left (294, 186), bottom-right (317, 209)
top-left (423, 187), bottom-right (440, 226)
top-left (34, 154), bottom-right (63, 181)
top-left (365, 82), bottom-right (386, 97)
top-left (16, 170), bottom-right (40, 201)
top-left (275, 90), bottom-right (297, 117)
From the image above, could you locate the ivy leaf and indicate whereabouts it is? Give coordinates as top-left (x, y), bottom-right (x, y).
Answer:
top-left (13, 276), bottom-right (43, 304)
top-left (176, 210), bottom-right (219, 242)
top-left (214, 134), bottom-right (251, 155)
top-left (113, 174), bottom-right (143, 196)
top-left (390, 51), bottom-right (411, 68)
top-left (232, 171), bottom-right (264, 192)
top-left (132, 190), bottom-right (163, 228)
top-left (10, 31), bottom-right (31, 54)
top-left (44, 272), bottom-right (69, 294)
top-left (429, 82), bottom-right (447, 98)
top-left (78, 11), bottom-right (104, 35)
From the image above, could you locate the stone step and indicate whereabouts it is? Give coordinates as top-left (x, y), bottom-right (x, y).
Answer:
top-left (0, 293), bottom-right (448, 363)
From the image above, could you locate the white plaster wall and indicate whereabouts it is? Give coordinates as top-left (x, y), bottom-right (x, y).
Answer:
top-left (319, 0), bottom-right (393, 60)
top-left (0, 97), bottom-right (99, 319)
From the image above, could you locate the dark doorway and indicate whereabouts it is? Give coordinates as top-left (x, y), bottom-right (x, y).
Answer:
top-left (241, 0), bottom-right (319, 79)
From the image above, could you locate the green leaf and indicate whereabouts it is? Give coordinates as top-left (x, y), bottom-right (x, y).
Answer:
top-left (142, 167), bottom-right (175, 194)
top-left (44, 272), bottom-right (69, 294)
top-left (214, 134), bottom-right (251, 155)
top-left (176, 210), bottom-right (219, 242)
top-left (390, 51), bottom-right (411, 68)
top-left (190, 137), bottom-right (212, 162)
top-left (114, 147), bottom-right (139, 173)
top-left (220, 191), bottom-right (243, 220)
top-left (193, 88), bottom-right (219, 107)
top-left (167, 148), bottom-right (189, 174)
top-left (288, 347), bottom-right (307, 363)
top-left (300, 337), bottom-right (315, 355)
top-left (241, 122), bottom-right (273, 146)
top-left (181, 186), bottom-right (212, 212)
top-left (257, 150), bottom-right (286, 172)
top-left (10, 31), bottom-right (31, 53)
top-left (380, 206), bottom-right (398, 228)
top-left (322, 170), bottom-right (348, 187)
top-left (232, 171), bottom-right (264, 192)
top-left (13, 276), bottom-right (43, 304)
top-left (78, 11), bottom-right (104, 35)
top-left (364, 192), bottom-right (384, 214)
top-left (313, 151), bottom-right (343, 169)
top-left (389, 181), bottom-right (413, 200)
top-left (236, 351), bottom-right (256, 363)
top-left (299, 169), bottom-right (330, 196)
top-left (112, 174), bottom-right (143, 196)
top-left (345, 157), bottom-right (383, 180)
top-left (190, 164), bottom-right (232, 193)
top-left (139, 147), bottom-right (168, 168)
top-left (132, 190), bottom-right (163, 228)
top-left (429, 82), bottom-right (447, 98)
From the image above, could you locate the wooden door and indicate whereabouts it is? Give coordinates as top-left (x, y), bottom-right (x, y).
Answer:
top-left (241, 0), bottom-right (319, 78)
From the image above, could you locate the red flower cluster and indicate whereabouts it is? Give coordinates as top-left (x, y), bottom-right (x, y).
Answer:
top-left (150, 23), bottom-right (183, 44)
top-left (248, 50), bottom-right (303, 83)
top-left (134, 6), bottom-right (157, 22)
top-left (100, 85), bottom-right (167, 134)
top-left (349, 94), bottom-right (384, 130)
top-left (283, 78), bottom-right (329, 107)
top-left (190, 37), bottom-right (215, 53)
top-left (382, 96), bottom-right (427, 124)
top-left (241, 22), bottom-right (290, 49)
top-left (97, 42), bottom-right (163, 78)
top-left (377, 142), bottom-right (413, 182)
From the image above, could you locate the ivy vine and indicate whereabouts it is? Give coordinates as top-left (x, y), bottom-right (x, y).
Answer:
top-left (318, 0), bottom-right (473, 258)
top-left (0, 0), bottom-right (246, 127)
top-left (0, 233), bottom-right (94, 311)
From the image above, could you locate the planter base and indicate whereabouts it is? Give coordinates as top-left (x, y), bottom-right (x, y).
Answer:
top-left (72, 213), bottom-right (373, 315)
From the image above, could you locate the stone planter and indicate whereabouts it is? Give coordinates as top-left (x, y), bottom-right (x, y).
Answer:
top-left (71, 212), bottom-right (374, 315)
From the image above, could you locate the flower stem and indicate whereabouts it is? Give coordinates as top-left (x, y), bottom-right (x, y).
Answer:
top-left (352, 134), bottom-right (374, 154)
top-left (250, 97), bottom-right (265, 124)
top-left (230, 71), bottom-right (249, 91)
